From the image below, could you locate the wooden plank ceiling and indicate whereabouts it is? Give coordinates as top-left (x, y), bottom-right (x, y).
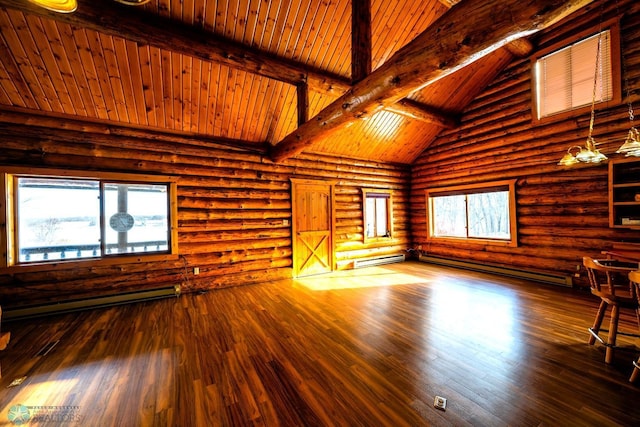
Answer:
top-left (0, 0), bottom-right (528, 164)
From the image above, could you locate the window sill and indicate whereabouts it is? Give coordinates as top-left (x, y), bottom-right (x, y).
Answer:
top-left (364, 236), bottom-right (392, 244)
top-left (0, 253), bottom-right (179, 274)
top-left (427, 236), bottom-right (517, 248)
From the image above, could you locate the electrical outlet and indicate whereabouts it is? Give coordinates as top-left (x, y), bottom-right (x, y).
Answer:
top-left (283, 219), bottom-right (290, 226)
top-left (193, 267), bottom-right (200, 275)
top-left (434, 396), bottom-right (447, 411)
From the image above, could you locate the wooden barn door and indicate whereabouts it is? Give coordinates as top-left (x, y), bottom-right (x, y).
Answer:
top-left (291, 179), bottom-right (335, 277)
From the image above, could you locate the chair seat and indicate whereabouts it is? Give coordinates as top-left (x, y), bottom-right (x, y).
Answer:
top-left (583, 257), bottom-right (639, 365)
top-left (590, 288), bottom-right (636, 305)
top-left (629, 270), bottom-right (640, 383)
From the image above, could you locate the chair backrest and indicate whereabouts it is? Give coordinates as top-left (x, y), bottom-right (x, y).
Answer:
top-left (582, 257), bottom-right (636, 297)
top-left (629, 270), bottom-right (640, 305)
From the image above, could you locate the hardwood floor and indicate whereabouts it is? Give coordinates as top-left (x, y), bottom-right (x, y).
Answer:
top-left (1, 261), bottom-right (639, 426)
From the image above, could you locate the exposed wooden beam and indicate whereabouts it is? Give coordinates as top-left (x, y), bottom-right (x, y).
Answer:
top-left (351, 0), bottom-right (372, 84)
top-left (0, 0), bottom-right (350, 95)
top-left (504, 39), bottom-right (535, 57)
top-left (1, 0), bottom-right (458, 137)
top-left (386, 100), bottom-right (458, 129)
top-left (297, 83), bottom-right (309, 126)
top-left (438, 0), bottom-right (535, 58)
top-left (437, 0), bottom-right (462, 6)
top-left (269, 0), bottom-right (595, 162)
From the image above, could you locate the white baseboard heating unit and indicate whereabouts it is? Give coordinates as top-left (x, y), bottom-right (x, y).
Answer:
top-left (354, 253), bottom-right (405, 268)
top-left (418, 255), bottom-right (572, 287)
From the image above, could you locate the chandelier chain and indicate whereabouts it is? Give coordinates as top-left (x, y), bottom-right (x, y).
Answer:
top-left (616, 0), bottom-right (635, 124)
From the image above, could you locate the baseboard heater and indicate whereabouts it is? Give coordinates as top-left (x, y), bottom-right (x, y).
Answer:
top-left (354, 253), bottom-right (406, 268)
top-left (4, 285), bottom-right (181, 321)
top-left (418, 255), bottom-right (572, 287)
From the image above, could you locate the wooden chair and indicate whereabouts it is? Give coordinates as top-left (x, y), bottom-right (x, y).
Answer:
top-left (0, 306), bottom-right (9, 378)
top-left (629, 270), bottom-right (640, 383)
top-left (582, 257), bottom-right (639, 364)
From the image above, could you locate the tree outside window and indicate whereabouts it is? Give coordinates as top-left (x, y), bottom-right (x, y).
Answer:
top-left (362, 189), bottom-right (392, 241)
top-left (426, 180), bottom-right (517, 247)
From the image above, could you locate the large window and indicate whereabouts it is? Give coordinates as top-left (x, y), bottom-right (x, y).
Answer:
top-left (362, 189), bottom-right (392, 241)
top-left (1, 168), bottom-right (178, 269)
top-left (532, 19), bottom-right (621, 121)
top-left (426, 180), bottom-right (517, 247)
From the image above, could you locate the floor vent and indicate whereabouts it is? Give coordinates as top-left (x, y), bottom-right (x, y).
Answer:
top-left (354, 254), bottom-right (405, 268)
top-left (36, 340), bottom-right (59, 357)
top-left (4, 285), bottom-right (181, 321)
top-left (419, 255), bottom-right (572, 287)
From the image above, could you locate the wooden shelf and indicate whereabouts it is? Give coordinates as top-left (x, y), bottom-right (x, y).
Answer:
top-left (613, 183), bottom-right (640, 188)
top-left (614, 201), bottom-right (640, 206)
top-left (609, 158), bottom-right (640, 228)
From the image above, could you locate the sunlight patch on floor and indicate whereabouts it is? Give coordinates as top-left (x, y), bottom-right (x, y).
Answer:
top-left (293, 266), bottom-right (432, 291)
top-left (2, 377), bottom-right (80, 421)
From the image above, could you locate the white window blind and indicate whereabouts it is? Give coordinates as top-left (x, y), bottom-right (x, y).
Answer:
top-left (536, 30), bottom-right (612, 119)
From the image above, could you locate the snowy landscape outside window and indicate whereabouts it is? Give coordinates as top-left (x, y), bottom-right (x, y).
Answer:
top-left (1, 168), bottom-right (178, 269)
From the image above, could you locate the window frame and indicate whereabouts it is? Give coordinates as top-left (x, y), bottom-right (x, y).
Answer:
top-left (362, 188), bottom-right (393, 242)
top-left (531, 17), bottom-right (622, 124)
top-left (1, 167), bottom-right (179, 272)
top-left (425, 180), bottom-right (518, 247)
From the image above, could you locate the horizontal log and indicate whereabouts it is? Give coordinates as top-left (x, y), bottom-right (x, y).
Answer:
top-left (184, 268), bottom-right (291, 292)
top-left (518, 215), bottom-right (608, 227)
top-left (178, 219), bottom-right (288, 233)
top-left (0, 110), bottom-right (410, 179)
top-left (179, 188), bottom-right (290, 200)
top-left (181, 258), bottom-right (292, 282)
top-left (178, 197), bottom-right (291, 211)
top-left (184, 248), bottom-right (293, 266)
top-left (178, 210), bottom-right (290, 221)
top-left (421, 248), bottom-right (586, 276)
top-left (179, 229), bottom-right (291, 243)
top-left (517, 192), bottom-right (607, 206)
top-left (179, 238), bottom-right (292, 255)
top-left (518, 226), bottom-right (637, 240)
top-left (335, 245), bottom-right (410, 261)
top-left (518, 235), bottom-right (607, 248)
top-left (336, 237), bottom-right (409, 252)
top-left (0, 106), bottom-right (269, 155)
top-left (517, 205), bottom-right (608, 216)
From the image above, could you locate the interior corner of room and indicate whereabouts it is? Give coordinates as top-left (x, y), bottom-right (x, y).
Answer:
top-left (1, 0), bottom-right (640, 425)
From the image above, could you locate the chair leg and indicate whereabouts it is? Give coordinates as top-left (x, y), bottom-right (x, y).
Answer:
top-left (634, 310), bottom-right (640, 382)
top-left (589, 300), bottom-right (608, 345)
top-left (605, 304), bottom-right (620, 364)
top-left (630, 358), bottom-right (640, 383)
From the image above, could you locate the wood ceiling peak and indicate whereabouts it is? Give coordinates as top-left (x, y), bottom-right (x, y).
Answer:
top-left (269, 0), bottom-right (596, 162)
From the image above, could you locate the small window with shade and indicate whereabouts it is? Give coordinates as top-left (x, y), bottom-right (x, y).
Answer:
top-left (532, 19), bottom-right (621, 122)
top-left (362, 189), bottom-right (393, 242)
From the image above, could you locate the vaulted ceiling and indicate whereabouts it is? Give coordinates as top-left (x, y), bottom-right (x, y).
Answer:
top-left (0, 0), bottom-right (590, 164)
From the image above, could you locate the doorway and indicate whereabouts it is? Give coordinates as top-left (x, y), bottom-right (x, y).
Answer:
top-left (291, 179), bottom-right (335, 277)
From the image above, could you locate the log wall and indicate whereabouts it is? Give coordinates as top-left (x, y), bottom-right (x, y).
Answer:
top-left (0, 111), bottom-right (410, 308)
top-left (410, 2), bottom-right (640, 284)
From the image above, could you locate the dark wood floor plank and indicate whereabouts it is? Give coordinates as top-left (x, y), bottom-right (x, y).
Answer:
top-left (1, 261), bottom-right (640, 425)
